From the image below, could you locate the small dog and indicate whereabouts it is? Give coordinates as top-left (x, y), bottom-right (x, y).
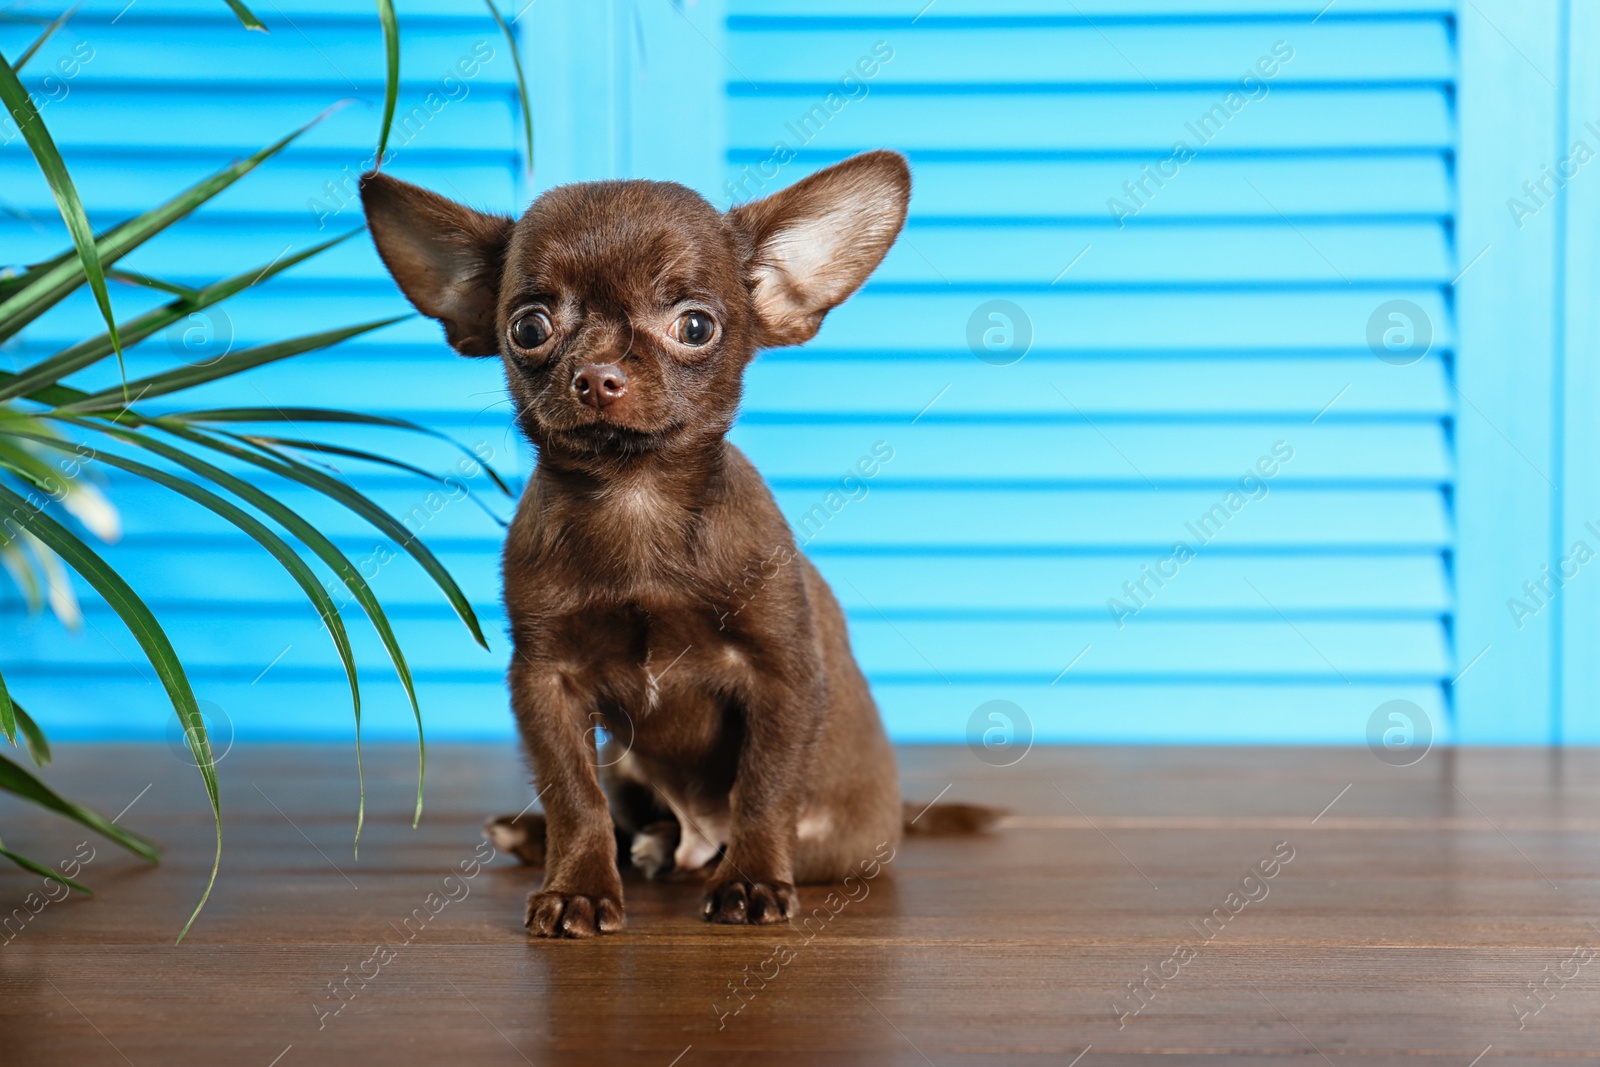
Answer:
top-left (361, 151), bottom-right (995, 938)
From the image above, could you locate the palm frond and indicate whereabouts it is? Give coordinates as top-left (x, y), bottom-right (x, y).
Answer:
top-left (0, 44), bottom-right (121, 369)
top-left (0, 484), bottom-right (216, 940)
top-left (374, 0), bottom-right (399, 163)
top-left (10, 6), bottom-right (78, 72)
top-left (0, 108), bottom-right (341, 347)
top-left (222, 0), bottom-right (267, 31)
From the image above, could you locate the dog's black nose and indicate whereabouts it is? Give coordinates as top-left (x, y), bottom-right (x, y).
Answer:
top-left (572, 362), bottom-right (628, 410)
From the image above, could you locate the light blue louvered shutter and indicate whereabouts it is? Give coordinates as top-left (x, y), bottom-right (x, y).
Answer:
top-left (1, 0), bottom-right (526, 739)
top-left (3, 0), bottom-right (1465, 746)
top-left (722, 0), bottom-right (1457, 743)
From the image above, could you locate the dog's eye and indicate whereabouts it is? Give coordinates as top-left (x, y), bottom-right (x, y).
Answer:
top-left (508, 311), bottom-right (552, 351)
top-left (674, 310), bottom-right (716, 347)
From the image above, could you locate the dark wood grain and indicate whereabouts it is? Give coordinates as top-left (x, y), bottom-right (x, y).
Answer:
top-left (2, 743), bottom-right (1597, 1065)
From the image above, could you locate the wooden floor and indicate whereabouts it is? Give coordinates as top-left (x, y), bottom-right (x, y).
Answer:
top-left (2, 743), bottom-right (1598, 1065)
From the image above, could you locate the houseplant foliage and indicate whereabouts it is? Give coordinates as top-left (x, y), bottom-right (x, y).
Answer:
top-left (0, 0), bottom-right (526, 939)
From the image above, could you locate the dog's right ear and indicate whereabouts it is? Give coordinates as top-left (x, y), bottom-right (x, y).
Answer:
top-left (359, 171), bottom-right (513, 357)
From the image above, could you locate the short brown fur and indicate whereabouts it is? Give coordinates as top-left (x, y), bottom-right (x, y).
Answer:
top-left (360, 152), bottom-right (993, 938)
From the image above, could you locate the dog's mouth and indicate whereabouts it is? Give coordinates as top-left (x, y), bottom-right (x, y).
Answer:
top-left (547, 417), bottom-right (679, 454)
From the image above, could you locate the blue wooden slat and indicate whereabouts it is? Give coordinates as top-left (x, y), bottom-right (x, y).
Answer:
top-left (880, 221), bottom-right (1452, 284)
top-left (784, 487), bottom-right (1452, 549)
top-left (4, 0), bottom-right (481, 17)
top-left (727, 90), bottom-right (1453, 152)
top-left (727, 22), bottom-right (1452, 85)
top-left (726, 156), bottom-right (1454, 218)
top-left (7, 346), bottom-right (1454, 422)
top-left (728, 2), bottom-right (1455, 18)
top-left (728, 423), bottom-right (1451, 482)
top-left (744, 357), bottom-right (1451, 416)
top-left (872, 682), bottom-right (1451, 747)
top-left (0, 158), bottom-right (516, 218)
top-left (0, 22), bottom-right (518, 89)
top-left (25, 415), bottom-right (1444, 483)
top-left (4, 87), bottom-right (517, 153)
top-left (820, 552), bottom-right (1453, 613)
top-left (813, 290), bottom-right (1456, 350)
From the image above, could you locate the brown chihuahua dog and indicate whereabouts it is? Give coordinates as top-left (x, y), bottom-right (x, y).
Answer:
top-left (361, 151), bottom-right (992, 938)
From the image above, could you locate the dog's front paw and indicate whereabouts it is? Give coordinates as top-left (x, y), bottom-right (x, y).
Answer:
top-left (702, 878), bottom-right (799, 925)
top-left (525, 889), bottom-right (624, 938)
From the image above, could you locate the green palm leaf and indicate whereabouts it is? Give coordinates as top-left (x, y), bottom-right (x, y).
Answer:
top-left (15, 425), bottom-right (370, 847)
top-left (13, 702), bottom-right (52, 766)
top-left (229, 434), bottom-right (508, 525)
top-left (0, 836), bottom-right (89, 894)
top-left (162, 423), bottom-right (490, 652)
top-left (106, 267), bottom-right (200, 298)
top-left (53, 415), bottom-right (427, 830)
top-left (0, 749), bottom-right (159, 862)
top-left (0, 230), bottom-right (363, 404)
top-left (222, 0), bottom-right (267, 31)
top-left (485, 0), bottom-right (534, 177)
top-left (0, 43), bottom-right (122, 369)
top-left (167, 406), bottom-right (513, 495)
top-left (10, 6), bottom-right (77, 72)
top-left (0, 664), bottom-right (14, 745)
top-left (153, 424), bottom-right (489, 826)
top-left (0, 483), bottom-right (216, 941)
top-left (0, 109), bottom-right (342, 346)
top-left (374, 0), bottom-right (399, 163)
top-left (62, 316), bottom-right (410, 413)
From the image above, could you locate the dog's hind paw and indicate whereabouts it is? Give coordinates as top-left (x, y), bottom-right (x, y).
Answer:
top-left (629, 821), bottom-right (680, 880)
top-left (484, 811), bottom-right (546, 866)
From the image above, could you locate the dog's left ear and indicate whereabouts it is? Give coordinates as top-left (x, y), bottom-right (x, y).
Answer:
top-left (359, 171), bottom-right (513, 356)
top-left (729, 150), bottom-right (910, 349)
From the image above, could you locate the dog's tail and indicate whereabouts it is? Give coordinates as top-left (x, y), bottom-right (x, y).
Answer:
top-left (901, 800), bottom-right (1006, 835)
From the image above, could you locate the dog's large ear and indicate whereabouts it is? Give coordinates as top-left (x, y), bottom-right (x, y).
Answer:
top-left (359, 171), bottom-right (513, 356)
top-left (728, 150), bottom-right (910, 348)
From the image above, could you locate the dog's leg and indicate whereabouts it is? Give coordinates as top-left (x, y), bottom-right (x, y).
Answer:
top-left (701, 675), bottom-right (821, 925)
top-left (512, 660), bottom-right (625, 938)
